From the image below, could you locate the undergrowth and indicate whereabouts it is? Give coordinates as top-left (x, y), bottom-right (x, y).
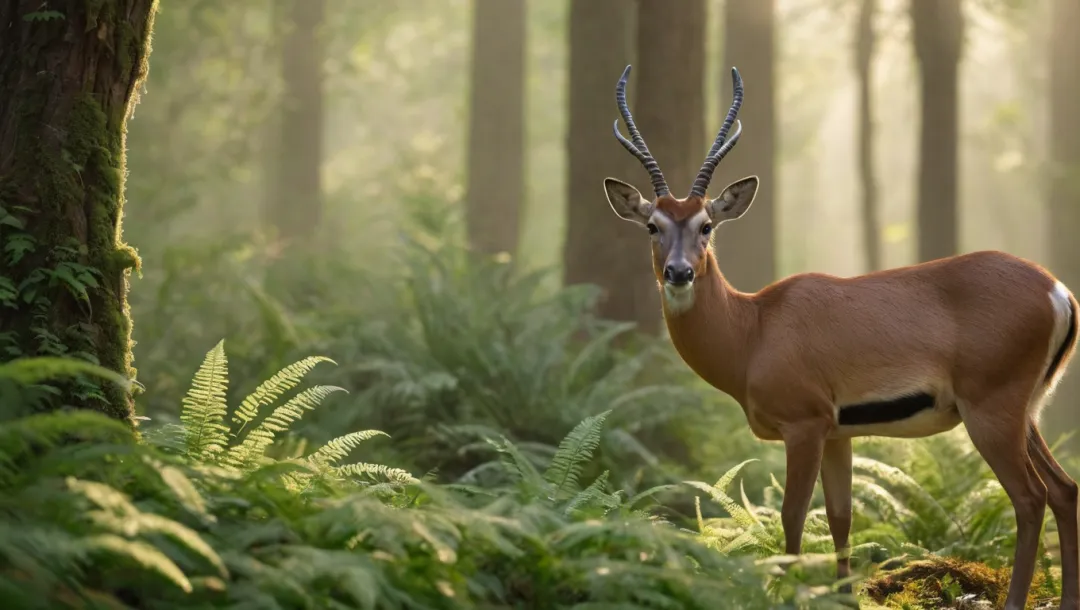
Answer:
top-left (0, 347), bottom-right (856, 609)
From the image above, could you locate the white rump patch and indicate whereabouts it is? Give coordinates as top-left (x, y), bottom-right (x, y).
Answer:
top-left (1033, 281), bottom-right (1075, 420)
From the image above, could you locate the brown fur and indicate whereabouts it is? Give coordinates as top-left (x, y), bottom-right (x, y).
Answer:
top-left (655, 194), bottom-right (705, 222)
top-left (655, 245), bottom-right (1079, 609)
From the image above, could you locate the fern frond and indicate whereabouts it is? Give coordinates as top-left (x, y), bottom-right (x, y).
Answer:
top-left (308, 429), bottom-right (390, 467)
top-left (84, 534), bottom-right (192, 593)
top-left (226, 385), bottom-right (346, 470)
top-left (230, 356), bottom-right (336, 430)
top-left (336, 462), bottom-right (419, 485)
top-left (489, 437), bottom-right (548, 496)
top-left (686, 459), bottom-right (761, 532)
top-left (179, 340), bottom-right (230, 461)
top-left (564, 470), bottom-right (619, 516)
top-left (544, 410), bottom-right (610, 501)
top-left (0, 356), bottom-right (130, 389)
top-left (67, 477), bottom-right (227, 578)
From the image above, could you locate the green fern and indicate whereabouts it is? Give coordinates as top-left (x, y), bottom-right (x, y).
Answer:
top-left (67, 477), bottom-right (228, 579)
top-left (84, 534), bottom-right (193, 593)
top-left (225, 385), bottom-right (347, 469)
top-left (544, 409), bottom-right (610, 501)
top-left (230, 355), bottom-right (336, 431)
top-left (336, 462), bottom-right (419, 486)
top-left (308, 429), bottom-right (391, 466)
top-left (179, 340), bottom-right (230, 461)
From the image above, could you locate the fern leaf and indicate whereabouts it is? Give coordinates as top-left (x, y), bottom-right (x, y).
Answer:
top-left (564, 470), bottom-right (617, 515)
top-left (544, 410), bottom-right (610, 501)
top-left (230, 356), bottom-right (336, 430)
top-left (308, 429), bottom-right (389, 467)
top-left (686, 459), bottom-right (760, 531)
top-left (179, 340), bottom-right (230, 461)
top-left (85, 534), bottom-right (192, 593)
top-left (134, 513), bottom-right (228, 578)
top-left (489, 437), bottom-right (548, 496)
top-left (336, 462), bottom-right (419, 485)
top-left (226, 385), bottom-right (345, 470)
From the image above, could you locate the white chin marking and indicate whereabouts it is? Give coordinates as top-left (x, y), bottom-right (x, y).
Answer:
top-left (663, 282), bottom-right (696, 315)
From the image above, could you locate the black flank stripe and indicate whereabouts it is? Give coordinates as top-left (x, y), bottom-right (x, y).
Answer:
top-left (838, 392), bottom-right (936, 426)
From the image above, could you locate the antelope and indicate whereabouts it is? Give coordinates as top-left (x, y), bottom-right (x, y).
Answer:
top-left (604, 65), bottom-right (1080, 609)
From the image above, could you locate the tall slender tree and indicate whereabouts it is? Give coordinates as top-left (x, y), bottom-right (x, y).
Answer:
top-left (268, 0), bottom-right (326, 244)
top-left (1046, 0), bottom-right (1080, 453)
top-left (626, 0), bottom-right (707, 331)
top-left (910, 0), bottom-right (963, 262)
top-left (563, 0), bottom-right (652, 325)
top-left (854, 0), bottom-right (881, 272)
top-left (714, 0), bottom-right (777, 292)
top-left (0, 1), bottom-right (158, 422)
top-left (465, 0), bottom-right (526, 258)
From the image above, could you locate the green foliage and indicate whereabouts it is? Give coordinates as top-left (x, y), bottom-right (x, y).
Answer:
top-left (0, 349), bottom-right (856, 609)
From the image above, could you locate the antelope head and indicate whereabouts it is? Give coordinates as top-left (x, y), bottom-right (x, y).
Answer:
top-left (603, 65), bottom-right (759, 314)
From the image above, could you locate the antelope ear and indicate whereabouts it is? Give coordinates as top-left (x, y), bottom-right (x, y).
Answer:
top-left (706, 176), bottom-right (759, 223)
top-left (603, 178), bottom-right (653, 225)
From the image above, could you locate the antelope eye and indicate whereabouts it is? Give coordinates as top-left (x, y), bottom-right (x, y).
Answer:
top-left (647, 223), bottom-right (658, 235)
top-left (701, 224), bottom-right (712, 236)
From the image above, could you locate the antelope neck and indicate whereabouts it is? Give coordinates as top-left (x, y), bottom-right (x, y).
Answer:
top-left (661, 251), bottom-right (757, 403)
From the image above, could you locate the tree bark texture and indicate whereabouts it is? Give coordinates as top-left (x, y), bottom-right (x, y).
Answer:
top-left (620, 0), bottom-right (707, 332)
top-left (268, 0), bottom-right (326, 244)
top-left (1045, 0), bottom-right (1080, 449)
top-left (854, 0), bottom-right (881, 272)
top-left (911, 0), bottom-right (962, 263)
top-left (0, 0), bottom-right (156, 422)
top-left (564, 0), bottom-right (663, 330)
top-left (714, 0), bottom-right (777, 292)
top-left (465, 0), bottom-right (525, 258)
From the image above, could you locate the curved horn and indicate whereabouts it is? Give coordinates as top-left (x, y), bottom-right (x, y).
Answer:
top-left (613, 65), bottom-right (670, 198)
top-left (690, 67), bottom-right (745, 198)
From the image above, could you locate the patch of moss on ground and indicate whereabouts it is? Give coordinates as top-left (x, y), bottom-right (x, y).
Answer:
top-left (861, 556), bottom-right (1058, 609)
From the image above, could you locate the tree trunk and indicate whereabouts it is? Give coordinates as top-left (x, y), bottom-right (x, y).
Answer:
top-left (910, 0), bottom-right (962, 263)
top-left (267, 0), bottom-right (325, 245)
top-left (714, 0), bottom-right (776, 292)
top-left (854, 0), bottom-right (881, 272)
top-left (1045, 0), bottom-right (1080, 449)
top-left (0, 1), bottom-right (157, 422)
top-left (465, 0), bottom-right (525, 259)
top-left (564, 0), bottom-right (660, 330)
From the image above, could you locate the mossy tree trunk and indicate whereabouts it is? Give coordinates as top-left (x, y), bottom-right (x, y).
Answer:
top-left (0, 1), bottom-right (157, 423)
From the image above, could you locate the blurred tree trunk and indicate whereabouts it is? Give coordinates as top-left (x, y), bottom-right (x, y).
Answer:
top-left (268, 0), bottom-right (325, 245)
top-left (0, 1), bottom-right (157, 423)
top-left (714, 0), bottom-right (776, 292)
top-left (565, 1), bottom-right (658, 327)
top-left (465, 0), bottom-right (525, 259)
top-left (910, 0), bottom-right (962, 262)
top-left (626, 0), bottom-right (707, 333)
top-left (854, 0), bottom-right (881, 272)
top-left (1046, 0), bottom-right (1080, 449)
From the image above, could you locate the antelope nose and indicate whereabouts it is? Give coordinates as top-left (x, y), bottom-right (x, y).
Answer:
top-left (664, 264), bottom-right (694, 286)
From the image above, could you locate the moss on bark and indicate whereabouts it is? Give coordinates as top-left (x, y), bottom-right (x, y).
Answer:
top-left (0, 1), bottom-right (158, 423)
